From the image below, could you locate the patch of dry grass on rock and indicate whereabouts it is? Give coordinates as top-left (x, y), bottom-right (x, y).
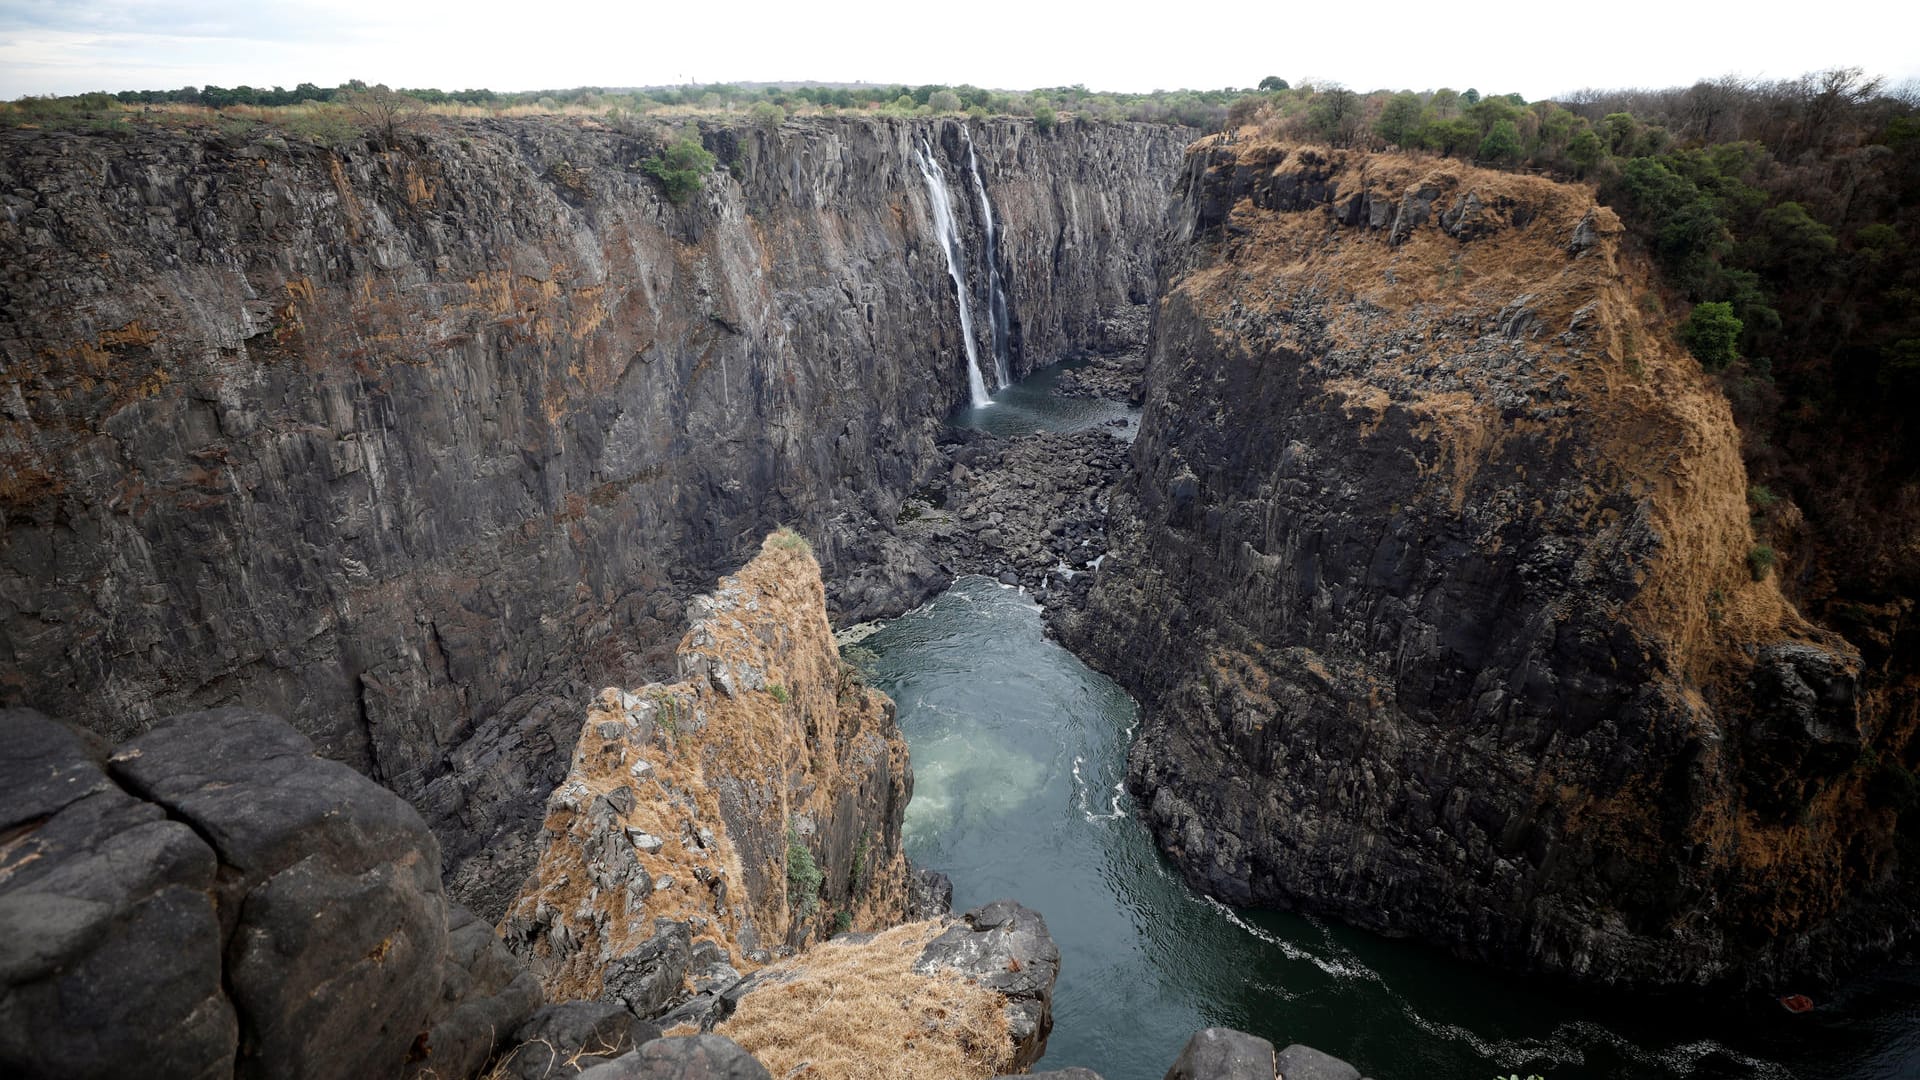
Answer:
top-left (710, 920), bottom-right (1012, 1080)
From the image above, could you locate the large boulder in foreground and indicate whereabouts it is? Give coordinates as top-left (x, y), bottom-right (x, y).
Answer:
top-left (0, 709), bottom-right (234, 1079)
top-left (914, 900), bottom-right (1061, 1071)
top-left (0, 708), bottom-right (539, 1080)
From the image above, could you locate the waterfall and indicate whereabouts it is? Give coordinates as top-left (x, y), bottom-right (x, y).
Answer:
top-left (913, 141), bottom-right (993, 408)
top-left (964, 129), bottom-right (1013, 388)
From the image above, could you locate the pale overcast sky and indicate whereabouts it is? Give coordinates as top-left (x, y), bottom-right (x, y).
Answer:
top-left (2, 0), bottom-right (1915, 102)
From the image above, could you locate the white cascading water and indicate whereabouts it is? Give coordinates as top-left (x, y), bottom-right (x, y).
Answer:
top-left (964, 128), bottom-right (1013, 388)
top-left (914, 141), bottom-right (993, 408)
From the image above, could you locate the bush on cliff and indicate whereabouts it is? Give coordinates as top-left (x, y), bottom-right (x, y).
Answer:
top-left (643, 135), bottom-right (717, 205)
top-left (786, 824), bottom-right (823, 916)
top-left (1682, 301), bottom-right (1744, 370)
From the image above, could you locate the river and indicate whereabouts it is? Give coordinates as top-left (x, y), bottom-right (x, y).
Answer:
top-left (843, 368), bottom-right (1920, 1079)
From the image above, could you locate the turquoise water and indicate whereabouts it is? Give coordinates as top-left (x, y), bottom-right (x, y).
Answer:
top-left (950, 358), bottom-right (1140, 439)
top-left (853, 576), bottom-right (1920, 1080)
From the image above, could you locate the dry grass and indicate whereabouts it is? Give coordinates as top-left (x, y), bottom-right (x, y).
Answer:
top-left (712, 920), bottom-right (1013, 1080)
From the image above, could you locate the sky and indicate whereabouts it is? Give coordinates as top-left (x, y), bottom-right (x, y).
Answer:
top-left (2, 0), bottom-right (1916, 102)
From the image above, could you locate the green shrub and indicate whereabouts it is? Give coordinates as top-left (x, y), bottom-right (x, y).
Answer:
top-left (748, 101), bottom-right (784, 131)
top-left (1031, 104), bottom-right (1055, 133)
top-left (1682, 301), bottom-right (1743, 370)
top-left (1478, 119), bottom-right (1522, 164)
top-left (1748, 543), bottom-right (1777, 580)
top-left (768, 683), bottom-right (789, 704)
top-left (642, 134), bottom-right (716, 205)
top-left (1748, 484), bottom-right (1780, 509)
top-left (786, 824), bottom-right (823, 916)
top-left (769, 527), bottom-right (812, 554)
top-left (849, 829), bottom-right (870, 893)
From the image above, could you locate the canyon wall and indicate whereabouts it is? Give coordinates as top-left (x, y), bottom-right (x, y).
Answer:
top-left (1067, 138), bottom-right (1916, 987)
top-left (0, 115), bottom-right (1184, 915)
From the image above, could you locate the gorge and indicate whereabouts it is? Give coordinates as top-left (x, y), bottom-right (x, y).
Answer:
top-left (3, 107), bottom-right (1917, 1078)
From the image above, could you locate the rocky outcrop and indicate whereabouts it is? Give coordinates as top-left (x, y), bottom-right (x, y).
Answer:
top-left (501, 532), bottom-right (913, 1008)
top-left (892, 426), bottom-right (1133, 610)
top-left (0, 114), bottom-right (1183, 917)
top-left (913, 900), bottom-right (1060, 1070)
top-left (0, 707), bottom-right (539, 1080)
top-left (575, 1035), bottom-right (771, 1080)
top-left (709, 906), bottom-right (1058, 1080)
top-left (1068, 139), bottom-right (1915, 987)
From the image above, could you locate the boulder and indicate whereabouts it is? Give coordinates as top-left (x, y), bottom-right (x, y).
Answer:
top-left (604, 921), bottom-right (693, 1018)
top-left (1274, 1042), bottom-right (1364, 1080)
top-left (573, 1035), bottom-right (772, 1080)
top-left (907, 864), bottom-right (955, 919)
top-left (0, 709), bottom-right (236, 1080)
top-left (495, 1001), bottom-right (662, 1079)
top-left (1164, 1027), bottom-right (1275, 1080)
top-left (914, 900), bottom-right (1060, 1070)
top-left (110, 709), bottom-right (449, 1080)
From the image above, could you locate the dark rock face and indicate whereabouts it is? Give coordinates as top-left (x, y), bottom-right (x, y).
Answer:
top-left (0, 115), bottom-right (1184, 917)
top-left (1069, 140), bottom-right (1914, 988)
top-left (409, 905), bottom-right (545, 1080)
top-left (906, 863), bottom-right (955, 919)
top-left (494, 1001), bottom-right (663, 1079)
top-left (573, 1035), bottom-right (772, 1080)
top-left (0, 707), bottom-right (539, 1080)
top-left (914, 899), bottom-right (1061, 1070)
top-left (602, 922), bottom-right (693, 1019)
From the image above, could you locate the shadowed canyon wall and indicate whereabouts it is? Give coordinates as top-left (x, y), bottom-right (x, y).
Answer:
top-left (1064, 138), bottom-right (1916, 987)
top-left (0, 115), bottom-right (1185, 915)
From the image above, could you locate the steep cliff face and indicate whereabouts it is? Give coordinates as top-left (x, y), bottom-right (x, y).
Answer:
top-left (0, 115), bottom-right (1183, 914)
top-left (1068, 138), bottom-right (1915, 987)
top-left (501, 532), bottom-right (911, 999)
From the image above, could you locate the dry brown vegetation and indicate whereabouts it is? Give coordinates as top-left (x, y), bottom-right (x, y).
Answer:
top-left (708, 920), bottom-right (1013, 1080)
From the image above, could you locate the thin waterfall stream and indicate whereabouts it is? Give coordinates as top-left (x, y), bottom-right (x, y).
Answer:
top-left (914, 141), bottom-right (993, 408)
top-left (964, 128), bottom-right (1014, 387)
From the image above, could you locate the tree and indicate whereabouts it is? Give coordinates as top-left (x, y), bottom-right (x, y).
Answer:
top-left (1567, 127), bottom-right (1604, 175)
top-left (1681, 301), bottom-right (1743, 370)
top-left (1478, 119), bottom-right (1522, 163)
top-left (1462, 87), bottom-right (1482, 106)
top-left (1307, 87), bottom-right (1363, 146)
top-left (928, 89), bottom-right (962, 113)
top-left (1032, 103), bottom-right (1056, 133)
top-left (341, 84), bottom-right (424, 145)
top-left (1258, 75), bottom-right (1289, 92)
top-left (1374, 91), bottom-right (1424, 148)
top-left (642, 134), bottom-right (717, 205)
